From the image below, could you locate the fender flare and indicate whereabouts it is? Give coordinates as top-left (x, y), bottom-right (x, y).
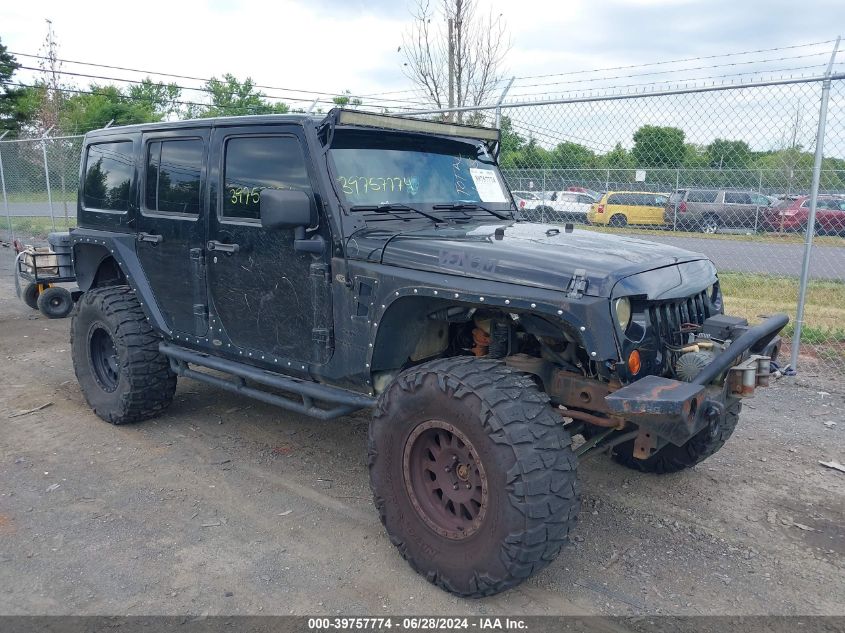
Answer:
top-left (71, 231), bottom-right (170, 335)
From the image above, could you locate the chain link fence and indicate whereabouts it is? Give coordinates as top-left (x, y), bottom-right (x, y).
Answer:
top-left (0, 134), bottom-right (82, 239)
top-left (1, 76), bottom-right (843, 374)
top-left (412, 74), bottom-right (845, 375)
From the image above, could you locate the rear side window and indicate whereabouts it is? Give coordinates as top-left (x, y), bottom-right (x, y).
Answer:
top-left (222, 135), bottom-right (310, 221)
top-left (607, 193), bottom-right (626, 205)
top-left (83, 141), bottom-right (134, 211)
top-left (670, 191), bottom-right (685, 203)
top-left (724, 192), bottom-right (752, 204)
top-left (686, 190), bottom-right (719, 203)
top-left (145, 139), bottom-right (204, 215)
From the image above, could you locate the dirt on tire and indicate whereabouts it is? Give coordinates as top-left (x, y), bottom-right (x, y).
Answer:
top-left (369, 357), bottom-right (579, 597)
top-left (70, 285), bottom-right (176, 424)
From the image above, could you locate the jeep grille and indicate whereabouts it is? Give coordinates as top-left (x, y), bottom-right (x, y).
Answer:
top-left (647, 290), bottom-right (712, 347)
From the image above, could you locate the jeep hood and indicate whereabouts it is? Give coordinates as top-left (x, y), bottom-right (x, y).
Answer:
top-left (347, 222), bottom-right (711, 298)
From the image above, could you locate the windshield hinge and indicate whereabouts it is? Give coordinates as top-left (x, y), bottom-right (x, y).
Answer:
top-left (565, 268), bottom-right (588, 299)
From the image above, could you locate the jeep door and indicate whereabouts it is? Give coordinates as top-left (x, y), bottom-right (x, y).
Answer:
top-left (135, 129), bottom-right (210, 336)
top-left (206, 126), bottom-right (332, 365)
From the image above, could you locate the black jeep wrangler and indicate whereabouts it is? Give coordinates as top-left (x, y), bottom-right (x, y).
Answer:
top-left (69, 109), bottom-right (786, 597)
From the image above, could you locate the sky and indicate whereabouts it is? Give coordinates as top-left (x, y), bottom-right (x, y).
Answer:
top-left (2, 0), bottom-right (844, 153)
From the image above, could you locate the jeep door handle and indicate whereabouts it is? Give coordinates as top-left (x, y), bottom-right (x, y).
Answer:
top-left (207, 240), bottom-right (239, 254)
top-left (138, 232), bottom-right (163, 244)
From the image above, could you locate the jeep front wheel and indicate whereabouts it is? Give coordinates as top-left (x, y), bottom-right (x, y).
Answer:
top-left (71, 286), bottom-right (176, 424)
top-left (368, 357), bottom-right (579, 597)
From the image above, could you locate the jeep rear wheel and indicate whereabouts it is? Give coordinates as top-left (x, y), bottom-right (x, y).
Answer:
top-left (369, 357), bottom-right (579, 598)
top-left (609, 213), bottom-right (628, 227)
top-left (611, 400), bottom-right (741, 474)
top-left (71, 286), bottom-right (176, 424)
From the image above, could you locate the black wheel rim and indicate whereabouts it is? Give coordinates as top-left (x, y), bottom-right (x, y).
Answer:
top-left (89, 325), bottom-right (119, 392)
top-left (49, 295), bottom-right (65, 309)
top-left (403, 420), bottom-right (488, 540)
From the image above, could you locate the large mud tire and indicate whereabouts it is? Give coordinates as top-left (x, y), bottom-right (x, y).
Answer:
top-left (611, 400), bottom-right (741, 474)
top-left (369, 357), bottom-right (579, 597)
top-left (71, 286), bottom-right (176, 424)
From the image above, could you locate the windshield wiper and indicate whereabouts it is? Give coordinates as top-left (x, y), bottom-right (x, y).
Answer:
top-left (432, 203), bottom-right (511, 220)
top-left (349, 203), bottom-right (445, 223)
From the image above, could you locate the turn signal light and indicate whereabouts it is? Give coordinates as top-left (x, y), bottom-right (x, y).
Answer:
top-left (628, 350), bottom-right (642, 375)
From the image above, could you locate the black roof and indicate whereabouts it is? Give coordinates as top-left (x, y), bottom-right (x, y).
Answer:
top-left (85, 113), bottom-right (322, 138)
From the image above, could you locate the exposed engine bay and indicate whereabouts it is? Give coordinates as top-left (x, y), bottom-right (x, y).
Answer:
top-left (372, 299), bottom-right (782, 461)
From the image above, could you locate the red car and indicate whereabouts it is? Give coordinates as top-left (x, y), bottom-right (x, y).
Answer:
top-left (762, 195), bottom-right (845, 235)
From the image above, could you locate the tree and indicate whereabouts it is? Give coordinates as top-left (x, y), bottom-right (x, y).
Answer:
top-left (497, 115), bottom-right (525, 166)
top-left (551, 141), bottom-right (595, 168)
top-left (59, 81), bottom-right (181, 134)
top-left (599, 142), bottom-right (632, 169)
top-left (401, 0), bottom-right (509, 119)
top-left (198, 74), bottom-right (289, 117)
top-left (127, 79), bottom-right (182, 120)
top-left (333, 90), bottom-right (362, 108)
top-left (631, 125), bottom-right (685, 168)
top-left (36, 19), bottom-right (64, 134)
top-left (0, 37), bottom-right (37, 135)
top-left (706, 138), bottom-right (751, 169)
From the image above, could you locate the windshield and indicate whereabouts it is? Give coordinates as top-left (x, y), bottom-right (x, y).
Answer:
top-left (329, 131), bottom-right (513, 216)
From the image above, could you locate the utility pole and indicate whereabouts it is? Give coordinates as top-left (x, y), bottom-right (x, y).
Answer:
top-left (454, 0), bottom-right (463, 122)
top-left (447, 17), bottom-right (455, 122)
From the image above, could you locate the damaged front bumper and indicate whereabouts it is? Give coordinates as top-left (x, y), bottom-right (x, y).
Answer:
top-left (601, 313), bottom-right (789, 447)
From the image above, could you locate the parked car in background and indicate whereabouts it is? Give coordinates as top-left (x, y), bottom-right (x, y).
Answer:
top-left (588, 191), bottom-right (669, 227)
top-left (511, 190), bottom-right (543, 214)
top-left (530, 190), bottom-right (597, 223)
top-left (762, 195), bottom-right (845, 235)
top-left (665, 189), bottom-right (772, 233)
top-left (566, 186), bottom-right (602, 200)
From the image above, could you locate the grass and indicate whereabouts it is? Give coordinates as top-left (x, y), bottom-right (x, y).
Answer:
top-left (2, 191), bottom-right (78, 204)
top-left (2, 216), bottom-right (75, 240)
top-left (579, 224), bottom-right (845, 248)
top-left (719, 272), bottom-right (845, 345)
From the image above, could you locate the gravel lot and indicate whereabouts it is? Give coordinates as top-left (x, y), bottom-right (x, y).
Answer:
top-left (0, 244), bottom-right (843, 617)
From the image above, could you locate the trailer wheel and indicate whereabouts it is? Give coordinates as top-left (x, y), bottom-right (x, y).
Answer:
top-left (369, 357), bottom-right (579, 597)
top-left (71, 285), bottom-right (176, 424)
top-left (22, 282), bottom-right (41, 310)
top-left (37, 286), bottom-right (74, 319)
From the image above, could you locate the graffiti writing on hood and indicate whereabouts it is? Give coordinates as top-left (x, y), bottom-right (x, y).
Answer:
top-left (438, 249), bottom-right (498, 274)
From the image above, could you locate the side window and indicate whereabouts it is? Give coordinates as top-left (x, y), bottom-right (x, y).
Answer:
top-left (222, 136), bottom-right (310, 221)
top-left (145, 139), bottom-right (204, 215)
top-left (724, 192), bottom-right (752, 204)
top-left (83, 141), bottom-right (134, 212)
top-left (577, 195), bottom-right (593, 204)
top-left (686, 190), bottom-right (719, 203)
top-left (750, 193), bottom-right (770, 205)
top-left (607, 193), bottom-right (623, 205)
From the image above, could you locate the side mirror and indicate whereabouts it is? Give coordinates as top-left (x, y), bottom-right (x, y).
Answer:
top-left (260, 189), bottom-right (313, 230)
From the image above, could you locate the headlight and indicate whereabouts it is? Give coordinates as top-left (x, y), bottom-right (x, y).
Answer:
top-left (614, 297), bottom-right (632, 331)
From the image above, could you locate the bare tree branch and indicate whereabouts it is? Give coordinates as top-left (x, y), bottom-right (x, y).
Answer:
top-left (401, 0), bottom-right (510, 120)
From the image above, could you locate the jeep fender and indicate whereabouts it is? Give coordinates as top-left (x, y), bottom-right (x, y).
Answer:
top-left (356, 264), bottom-right (615, 374)
top-left (71, 230), bottom-right (169, 334)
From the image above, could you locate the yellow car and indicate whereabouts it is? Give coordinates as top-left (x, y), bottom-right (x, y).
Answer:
top-left (587, 191), bottom-right (669, 227)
